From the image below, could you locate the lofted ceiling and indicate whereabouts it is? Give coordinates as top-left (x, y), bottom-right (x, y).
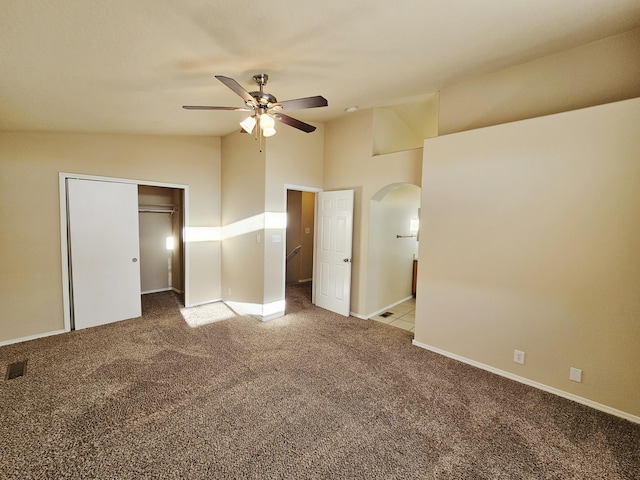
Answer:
top-left (1, 0), bottom-right (640, 137)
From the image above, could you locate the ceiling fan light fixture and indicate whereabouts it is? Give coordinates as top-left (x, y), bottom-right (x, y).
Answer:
top-left (259, 114), bottom-right (275, 130)
top-left (262, 127), bottom-right (276, 137)
top-left (240, 115), bottom-right (256, 134)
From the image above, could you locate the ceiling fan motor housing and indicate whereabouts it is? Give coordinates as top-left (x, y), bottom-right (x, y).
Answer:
top-left (250, 91), bottom-right (278, 107)
top-left (250, 74), bottom-right (276, 108)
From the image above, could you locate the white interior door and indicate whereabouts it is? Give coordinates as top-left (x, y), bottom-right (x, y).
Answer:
top-left (67, 178), bottom-right (142, 329)
top-left (315, 189), bottom-right (354, 316)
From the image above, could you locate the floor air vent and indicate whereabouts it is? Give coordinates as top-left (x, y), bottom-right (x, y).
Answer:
top-left (379, 312), bottom-right (393, 318)
top-left (5, 360), bottom-right (27, 380)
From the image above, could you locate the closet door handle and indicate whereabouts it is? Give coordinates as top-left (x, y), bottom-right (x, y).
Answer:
top-left (132, 258), bottom-right (138, 263)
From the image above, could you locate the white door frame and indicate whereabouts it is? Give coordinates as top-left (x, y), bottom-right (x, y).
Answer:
top-left (283, 184), bottom-right (322, 306)
top-left (59, 172), bottom-right (190, 332)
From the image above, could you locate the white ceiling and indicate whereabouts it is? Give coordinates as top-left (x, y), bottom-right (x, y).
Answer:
top-left (1, 0), bottom-right (639, 137)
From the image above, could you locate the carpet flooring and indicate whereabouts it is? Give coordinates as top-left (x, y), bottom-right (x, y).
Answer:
top-left (1, 284), bottom-right (638, 479)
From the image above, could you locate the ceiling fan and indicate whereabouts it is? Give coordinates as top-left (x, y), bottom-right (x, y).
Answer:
top-left (183, 74), bottom-right (328, 138)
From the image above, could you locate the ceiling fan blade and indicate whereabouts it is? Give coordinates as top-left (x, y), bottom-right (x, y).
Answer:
top-left (215, 75), bottom-right (256, 105)
top-left (183, 105), bottom-right (252, 111)
top-left (274, 113), bottom-right (316, 133)
top-left (278, 95), bottom-right (328, 111)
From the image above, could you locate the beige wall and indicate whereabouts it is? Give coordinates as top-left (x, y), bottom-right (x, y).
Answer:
top-left (266, 124), bottom-right (324, 211)
top-left (324, 110), bottom-right (374, 315)
top-left (0, 132), bottom-right (221, 344)
top-left (221, 124), bottom-right (323, 311)
top-left (322, 27), bottom-right (638, 319)
top-left (220, 131), bottom-right (266, 306)
top-left (416, 98), bottom-right (640, 418)
top-left (324, 109), bottom-right (426, 316)
top-left (265, 123), bottom-right (324, 305)
top-left (372, 108), bottom-right (423, 155)
top-left (439, 27), bottom-right (640, 135)
top-left (376, 94), bottom-right (440, 145)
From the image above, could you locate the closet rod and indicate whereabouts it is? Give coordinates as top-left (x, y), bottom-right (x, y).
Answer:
top-left (139, 208), bottom-right (175, 214)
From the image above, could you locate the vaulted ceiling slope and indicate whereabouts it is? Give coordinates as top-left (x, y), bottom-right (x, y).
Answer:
top-left (1, 0), bottom-right (639, 136)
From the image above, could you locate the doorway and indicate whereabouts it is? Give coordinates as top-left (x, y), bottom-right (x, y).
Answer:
top-left (366, 183), bottom-right (420, 330)
top-left (282, 186), bottom-right (354, 317)
top-left (138, 185), bottom-right (185, 304)
top-left (285, 189), bottom-right (316, 305)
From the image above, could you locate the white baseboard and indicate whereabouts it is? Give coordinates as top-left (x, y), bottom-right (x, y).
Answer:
top-left (1, 329), bottom-right (67, 347)
top-left (365, 295), bottom-right (415, 320)
top-left (141, 288), bottom-right (184, 295)
top-left (350, 295), bottom-right (415, 320)
top-left (261, 311), bottom-right (285, 322)
top-left (225, 300), bottom-right (284, 322)
top-left (412, 340), bottom-right (640, 425)
top-left (141, 287), bottom-right (173, 295)
top-left (187, 298), bottom-right (222, 308)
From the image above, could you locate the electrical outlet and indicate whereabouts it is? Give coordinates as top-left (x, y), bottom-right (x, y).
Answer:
top-left (570, 367), bottom-right (582, 382)
top-left (514, 350), bottom-right (525, 365)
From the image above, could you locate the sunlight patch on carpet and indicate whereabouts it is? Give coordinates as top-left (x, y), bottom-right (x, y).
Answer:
top-left (180, 302), bottom-right (237, 327)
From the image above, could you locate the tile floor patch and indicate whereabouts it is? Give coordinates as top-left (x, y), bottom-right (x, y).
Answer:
top-left (373, 300), bottom-right (415, 332)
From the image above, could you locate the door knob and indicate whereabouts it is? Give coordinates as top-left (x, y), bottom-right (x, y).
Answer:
top-left (343, 258), bottom-right (351, 263)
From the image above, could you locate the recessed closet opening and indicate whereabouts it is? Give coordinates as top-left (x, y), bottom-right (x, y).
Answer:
top-left (138, 185), bottom-right (185, 304)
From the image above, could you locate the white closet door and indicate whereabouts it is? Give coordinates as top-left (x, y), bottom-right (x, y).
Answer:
top-left (67, 178), bottom-right (141, 329)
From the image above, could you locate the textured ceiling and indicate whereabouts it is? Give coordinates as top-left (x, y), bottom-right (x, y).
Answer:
top-left (1, 0), bottom-right (639, 137)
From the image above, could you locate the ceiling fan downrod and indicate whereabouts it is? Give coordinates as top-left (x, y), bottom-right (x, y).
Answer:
top-left (250, 73), bottom-right (277, 109)
top-left (253, 73), bottom-right (268, 89)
